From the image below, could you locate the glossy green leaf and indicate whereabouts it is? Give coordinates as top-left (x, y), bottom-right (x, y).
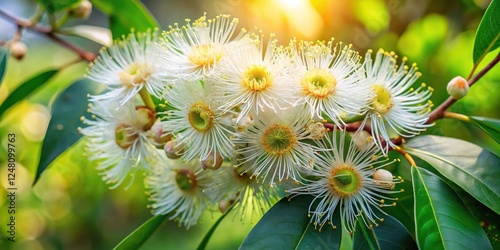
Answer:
top-left (240, 195), bottom-right (342, 249)
top-left (353, 214), bottom-right (417, 250)
top-left (0, 69), bottom-right (58, 118)
top-left (0, 49), bottom-right (7, 85)
top-left (470, 116), bottom-right (500, 144)
top-left (412, 167), bottom-right (492, 250)
top-left (473, 0), bottom-right (500, 64)
top-left (60, 25), bottom-right (112, 46)
top-left (37, 0), bottom-right (80, 13)
top-left (91, 0), bottom-right (159, 39)
top-left (34, 79), bottom-right (104, 184)
top-left (450, 182), bottom-right (500, 249)
top-left (405, 135), bottom-right (500, 215)
top-left (113, 214), bottom-right (168, 250)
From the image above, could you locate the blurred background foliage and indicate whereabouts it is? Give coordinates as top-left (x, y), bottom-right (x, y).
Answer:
top-left (0, 0), bottom-right (499, 249)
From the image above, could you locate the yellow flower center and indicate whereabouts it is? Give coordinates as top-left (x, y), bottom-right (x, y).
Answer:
top-left (372, 84), bottom-right (394, 114)
top-left (188, 103), bottom-right (214, 132)
top-left (175, 169), bottom-right (198, 192)
top-left (115, 124), bottom-right (138, 149)
top-left (188, 43), bottom-right (223, 69)
top-left (328, 164), bottom-right (362, 198)
top-left (261, 124), bottom-right (297, 155)
top-left (242, 65), bottom-right (272, 92)
top-left (119, 62), bottom-right (152, 87)
top-left (301, 69), bottom-right (337, 98)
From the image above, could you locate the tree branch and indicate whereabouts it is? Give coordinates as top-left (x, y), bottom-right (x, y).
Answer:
top-left (426, 51), bottom-right (500, 124)
top-left (0, 9), bottom-right (97, 62)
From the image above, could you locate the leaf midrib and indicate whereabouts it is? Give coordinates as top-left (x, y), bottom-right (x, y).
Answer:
top-left (406, 147), bottom-right (498, 209)
top-left (413, 167), bottom-right (446, 250)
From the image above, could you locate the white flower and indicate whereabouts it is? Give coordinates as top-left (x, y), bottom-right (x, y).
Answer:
top-left (146, 157), bottom-right (215, 228)
top-left (290, 39), bottom-right (371, 125)
top-left (162, 81), bottom-right (236, 161)
top-left (233, 106), bottom-right (317, 184)
top-left (287, 130), bottom-right (401, 232)
top-left (212, 33), bottom-right (296, 122)
top-left (80, 99), bottom-right (159, 188)
top-left (361, 49), bottom-right (433, 153)
top-left (159, 14), bottom-right (244, 81)
top-left (87, 29), bottom-right (165, 105)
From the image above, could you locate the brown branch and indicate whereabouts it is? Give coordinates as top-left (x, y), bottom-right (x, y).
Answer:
top-left (0, 9), bottom-right (96, 62)
top-left (427, 51), bottom-right (500, 124)
top-left (323, 122), bottom-right (403, 150)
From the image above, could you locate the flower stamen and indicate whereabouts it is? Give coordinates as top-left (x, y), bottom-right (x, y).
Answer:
top-left (242, 65), bottom-right (272, 92)
top-left (302, 69), bottom-right (337, 98)
top-left (261, 124), bottom-right (297, 155)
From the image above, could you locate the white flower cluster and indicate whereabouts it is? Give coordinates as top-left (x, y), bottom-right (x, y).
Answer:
top-left (81, 14), bottom-right (433, 231)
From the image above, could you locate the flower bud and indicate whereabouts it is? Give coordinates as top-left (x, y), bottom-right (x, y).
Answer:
top-left (446, 76), bottom-right (469, 100)
top-left (201, 152), bottom-right (223, 170)
top-left (373, 169), bottom-right (395, 189)
top-left (150, 120), bottom-right (172, 147)
top-left (218, 199), bottom-right (234, 213)
top-left (10, 41), bottom-right (27, 60)
top-left (164, 140), bottom-right (184, 159)
top-left (69, 0), bottom-right (92, 19)
top-left (135, 106), bottom-right (156, 131)
top-left (350, 131), bottom-right (373, 151)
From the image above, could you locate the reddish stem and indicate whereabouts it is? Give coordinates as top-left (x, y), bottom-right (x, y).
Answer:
top-left (427, 51), bottom-right (500, 124)
top-left (0, 9), bottom-right (97, 62)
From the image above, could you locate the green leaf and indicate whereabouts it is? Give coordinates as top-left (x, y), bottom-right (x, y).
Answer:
top-left (0, 49), bottom-right (7, 85)
top-left (353, 214), bottom-right (417, 250)
top-left (113, 214), bottom-right (168, 250)
top-left (91, 0), bottom-right (159, 39)
top-left (240, 195), bottom-right (342, 249)
top-left (473, 0), bottom-right (500, 64)
top-left (411, 167), bottom-right (492, 250)
top-left (469, 116), bottom-right (500, 144)
top-left (405, 135), bottom-right (500, 215)
top-left (0, 69), bottom-right (58, 118)
top-left (60, 25), bottom-right (112, 46)
top-left (450, 182), bottom-right (500, 249)
top-left (34, 79), bottom-right (104, 184)
top-left (37, 0), bottom-right (80, 13)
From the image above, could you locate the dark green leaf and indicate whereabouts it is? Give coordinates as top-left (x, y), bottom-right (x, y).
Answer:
top-left (0, 69), bottom-right (58, 118)
top-left (37, 0), bottom-right (80, 13)
top-left (412, 167), bottom-right (492, 250)
top-left (473, 0), bottom-right (500, 63)
top-left (353, 214), bottom-right (417, 250)
top-left (450, 182), bottom-right (500, 249)
top-left (60, 25), bottom-right (112, 46)
top-left (197, 205), bottom-right (234, 250)
top-left (113, 214), bottom-right (168, 250)
top-left (405, 135), bottom-right (500, 215)
top-left (470, 116), bottom-right (500, 144)
top-left (34, 79), bottom-right (104, 184)
top-left (0, 49), bottom-right (7, 85)
top-left (91, 0), bottom-right (159, 39)
top-left (240, 195), bottom-right (342, 249)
